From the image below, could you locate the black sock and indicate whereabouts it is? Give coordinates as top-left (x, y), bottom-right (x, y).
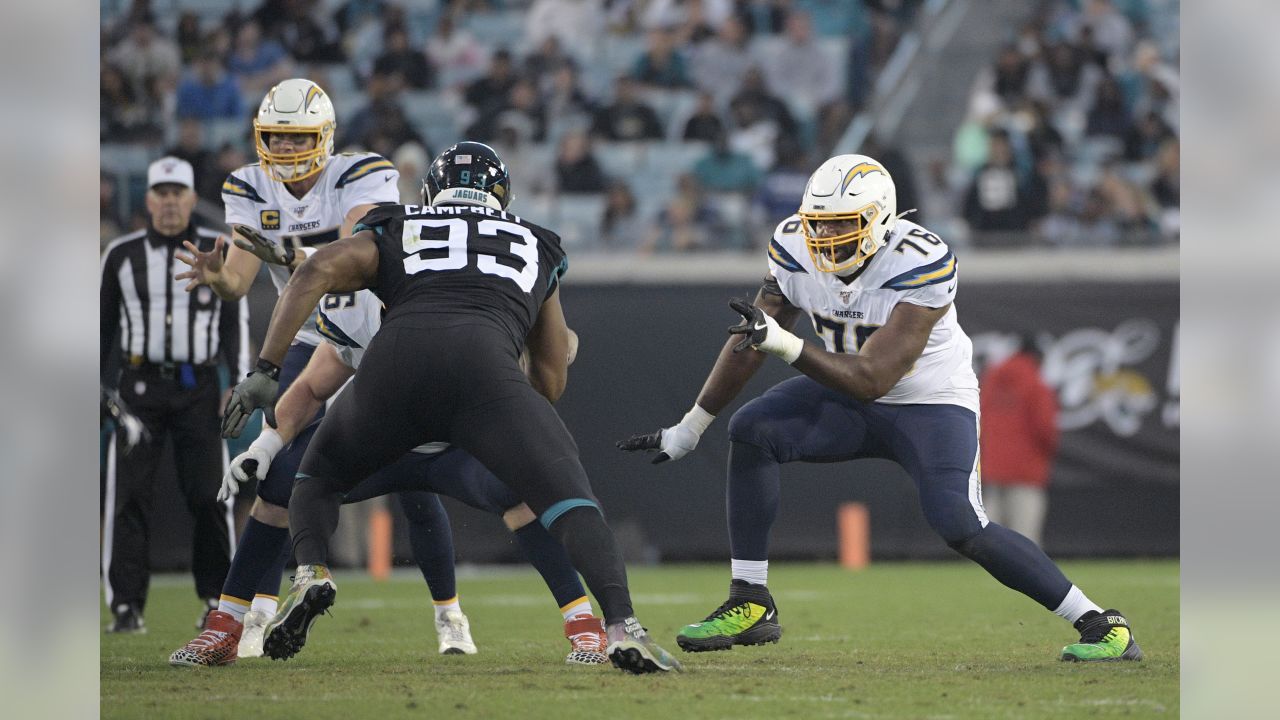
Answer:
top-left (949, 522), bottom-right (1072, 610)
top-left (514, 522), bottom-right (588, 610)
top-left (545, 506), bottom-right (633, 624)
top-left (289, 475), bottom-right (344, 566)
top-left (400, 493), bottom-right (458, 602)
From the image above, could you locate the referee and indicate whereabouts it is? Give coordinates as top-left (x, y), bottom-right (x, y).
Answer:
top-left (100, 157), bottom-right (250, 634)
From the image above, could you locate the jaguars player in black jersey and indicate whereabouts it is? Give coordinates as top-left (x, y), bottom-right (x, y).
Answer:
top-left (222, 142), bottom-right (680, 674)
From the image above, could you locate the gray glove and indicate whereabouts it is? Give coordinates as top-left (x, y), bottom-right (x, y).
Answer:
top-left (221, 362), bottom-right (280, 438)
top-left (231, 224), bottom-right (295, 266)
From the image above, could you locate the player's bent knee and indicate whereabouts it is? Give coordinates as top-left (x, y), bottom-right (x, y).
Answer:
top-left (251, 498), bottom-right (289, 528)
top-left (727, 400), bottom-right (777, 450)
top-left (503, 503), bottom-right (537, 531)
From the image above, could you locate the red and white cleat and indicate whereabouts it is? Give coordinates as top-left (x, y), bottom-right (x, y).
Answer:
top-left (564, 614), bottom-right (608, 665)
top-left (168, 610), bottom-right (243, 667)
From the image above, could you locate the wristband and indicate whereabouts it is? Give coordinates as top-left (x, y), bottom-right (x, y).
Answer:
top-left (680, 404), bottom-right (716, 436)
top-left (772, 330), bottom-right (805, 365)
top-left (249, 427), bottom-right (285, 458)
top-left (254, 358), bottom-right (282, 380)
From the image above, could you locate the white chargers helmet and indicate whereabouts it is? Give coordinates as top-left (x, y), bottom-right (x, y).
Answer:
top-left (253, 78), bottom-right (337, 183)
top-left (798, 153), bottom-right (897, 273)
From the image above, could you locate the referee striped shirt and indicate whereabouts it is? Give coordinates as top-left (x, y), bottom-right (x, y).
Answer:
top-left (100, 224), bottom-right (250, 380)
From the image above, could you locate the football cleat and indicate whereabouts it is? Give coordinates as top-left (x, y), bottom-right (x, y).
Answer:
top-left (676, 579), bottom-right (782, 652)
top-left (168, 611), bottom-right (243, 667)
top-left (564, 613), bottom-right (608, 665)
top-left (106, 603), bottom-right (146, 634)
top-left (262, 565), bottom-right (336, 661)
top-left (435, 609), bottom-right (478, 655)
top-left (237, 610), bottom-right (270, 659)
top-left (606, 617), bottom-right (682, 674)
top-left (1061, 609), bottom-right (1144, 662)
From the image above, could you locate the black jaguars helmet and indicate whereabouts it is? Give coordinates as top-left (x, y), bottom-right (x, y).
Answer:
top-left (421, 141), bottom-right (512, 211)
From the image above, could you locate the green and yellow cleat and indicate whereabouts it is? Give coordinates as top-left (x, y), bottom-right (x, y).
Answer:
top-left (676, 579), bottom-right (781, 652)
top-left (262, 565), bottom-right (337, 661)
top-left (1061, 609), bottom-right (1144, 662)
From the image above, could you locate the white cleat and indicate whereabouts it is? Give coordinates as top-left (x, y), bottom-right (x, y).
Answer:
top-left (435, 610), bottom-right (477, 655)
top-left (237, 610), bottom-right (270, 658)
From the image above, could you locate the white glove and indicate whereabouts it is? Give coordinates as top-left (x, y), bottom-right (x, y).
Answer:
top-left (617, 405), bottom-right (715, 464)
top-left (219, 428), bottom-right (285, 502)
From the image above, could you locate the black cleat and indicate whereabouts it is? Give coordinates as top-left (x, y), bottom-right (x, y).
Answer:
top-left (262, 566), bottom-right (337, 661)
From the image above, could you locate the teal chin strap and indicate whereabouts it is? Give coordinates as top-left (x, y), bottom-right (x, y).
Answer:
top-left (539, 498), bottom-right (600, 529)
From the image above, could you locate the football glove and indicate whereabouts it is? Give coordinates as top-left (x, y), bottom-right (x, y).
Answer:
top-left (728, 298), bottom-right (805, 364)
top-left (222, 361), bottom-right (280, 439)
top-left (617, 405), bottom-right (715, 464)
top-left (219, 428), bottom-right (285, 502)
top-left (231, 224), bottom-right (295, 266)
top-left (101, 387), bottom-right (150, 455)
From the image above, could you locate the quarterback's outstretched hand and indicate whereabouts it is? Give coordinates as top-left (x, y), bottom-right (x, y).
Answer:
top-left (174, 235), bottom-right (226, 291)
top-left (231, 224), bottom-right (296, 266)
top-left (222, 362), bottom-right (280, 438)
top-left (219, 429), bottom-right (285, 502)
top-left (728, 298), bottom-right (804, 364)
top-left (617, 405), bottom-right (715, 464)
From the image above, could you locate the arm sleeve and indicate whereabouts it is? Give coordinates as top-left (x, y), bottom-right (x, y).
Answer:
top-left (100, 249), bottom-right (123, 384)
top-left (218, 296), bottom-right (252, 380)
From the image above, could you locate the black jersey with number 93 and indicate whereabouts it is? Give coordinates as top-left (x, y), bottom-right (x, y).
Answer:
top-left (354, 203), bottom-right (569, 348)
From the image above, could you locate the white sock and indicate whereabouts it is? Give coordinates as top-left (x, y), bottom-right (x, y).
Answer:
top-left (433, 597), bottom-right (461, 621)
top-left (731, 559), bottom-right (769, 587)
top-left (561, 596), bottom-right (594, 621)
top-left (1052, 585), bottom-right (1103, 625)
top-left (251, 594), bottom-right (278, 617)
top-left (217, 595), bottom-right (250, 622)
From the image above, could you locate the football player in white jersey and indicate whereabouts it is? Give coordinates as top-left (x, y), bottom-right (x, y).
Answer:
top-left (168, 78), bottom-right (435, 663)
top-left (201, 290), bottom-right (609, 665)
top-left (620, 154), bottom-right (1143, 663)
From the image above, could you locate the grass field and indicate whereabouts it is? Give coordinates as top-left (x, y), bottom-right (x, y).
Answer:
top-left (101, 560), bottom-right (1178, 719)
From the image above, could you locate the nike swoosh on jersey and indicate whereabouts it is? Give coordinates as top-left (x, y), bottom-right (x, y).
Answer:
top-left (383, 174), bottom-right (394, 183)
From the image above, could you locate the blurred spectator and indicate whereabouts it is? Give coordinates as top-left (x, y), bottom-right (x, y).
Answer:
top-left (392, 142), bottom-right (430, 204)
top-left (1013, 99), bottom-right (1065, 163)
top-left (729, 67), bottom-right (799, 141)
top-left (1084, 76), bottom-right (1130, 141)
top-left (554, 130), bottom-right (608, 195)
top-left (342, 72), bottom-right (425, 158)
top-left (543, 64), bottom-right (596, 128)
top-left (690, 15), bottom-right (752, 105)
top-left (963, 130), bottom-right (1032, 233)
top-left (526, 0), bottom-right (606, 51)
top-left (639, 195), bottom-right (712, 254)
top-left (694, 131), bottom-right (761, 193)
top-left (210, 143), bottom-right (251, 209)
top-left (1123, 110), bottom-right (1174, 162)
top-left (258, 0), bottom-right (346, 64)
top-left (226, 21), bottom-right (292, 99)
top-left (101, 173), bottom-right (125, 247)
top-left (524, 36), bottom-right (573, 87)
top-left (683, 92), bottom-right (725, 142)
top-left (334, 0), bottom-right (388, 35)
top-left (175, 12), bottom-right (204, 64)
top-left (1071, 0), bottom-right (1134, 63)
top-left (737, 0), bottom-right (790, 35)
top-left (632, 28), bottom-right (692, 89)
top-left (1096, 161), bottom-right (1148, 233)
top-left (491, 122), bottom-right (553, 199)
top-left (1119, 40), bottom-right (1179, 131)
top-left (101, 64), bottom-right (155, 141)
top-left (1026, 41), bottom-right (1101, 113)
top-left (727, 94), bottom-right (779, 172)
top-left (175, 53), bottom-right (245, 121)
top-left (751, 136), bottom-right (810, 229)
top-left (489, 78), bottom-right (548, 144)
top-left (591, 76), bottom-right (665, 141)
top-left (979, 336), bottom-right (1059, 547)
top-left (107, 18), bottom-right (180, 98)
top-left (761, 11), bottom-right (840, 119)
top-left (1150, 138), bottom-right (1179, 239)
top-left (638, 0), bottom-right (734, 33)
top-left (600, 181), bottom-right (643, 248)
top-left (675, 0), bottom-right (727, 44)
top-left (165, 119), bottom-right (214, 202)
top-left (426, 11), bottom-right (490, 90)
top-left (984, 44), bottom-right (1032, 108)
top-left (465, 50), bottom-right (519, 118)
top-left (862, 135), bottom-right (922, 225)
top-left (373, 26), bottom-right (434, 90)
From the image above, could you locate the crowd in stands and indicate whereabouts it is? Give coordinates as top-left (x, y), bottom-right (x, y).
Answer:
top-left (102, 0), bottom-right (1177, 254)
top-left (101, 0), bottom-right (919, 252)
top-left (945, 0), bottom-right (1179, 247)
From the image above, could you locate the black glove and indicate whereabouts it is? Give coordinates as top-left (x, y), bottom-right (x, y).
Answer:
top-left (728, 298), bottom-right (769, 353)
top-left (221, 360), bottom-right (280, 438)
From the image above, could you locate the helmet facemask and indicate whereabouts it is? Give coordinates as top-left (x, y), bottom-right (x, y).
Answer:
top-left (800, 201), bottom-right (884, 273)
top-left (254, 121), bottom-right (335, 183)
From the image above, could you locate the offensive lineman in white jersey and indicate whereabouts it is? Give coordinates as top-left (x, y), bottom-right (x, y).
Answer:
top-left (168, 79), bottom-right (455, 664)
top-left (620, 154), bottom-right (1143, 663)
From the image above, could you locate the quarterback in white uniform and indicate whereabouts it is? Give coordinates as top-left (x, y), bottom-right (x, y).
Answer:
top-left (168, 79), bottom-right (408, 666)
top-left (620, 154), bottom-right (1143, 663)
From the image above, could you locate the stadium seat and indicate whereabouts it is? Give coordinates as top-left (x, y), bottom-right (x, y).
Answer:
top-left (551, 194), bottom-right (607, 250)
